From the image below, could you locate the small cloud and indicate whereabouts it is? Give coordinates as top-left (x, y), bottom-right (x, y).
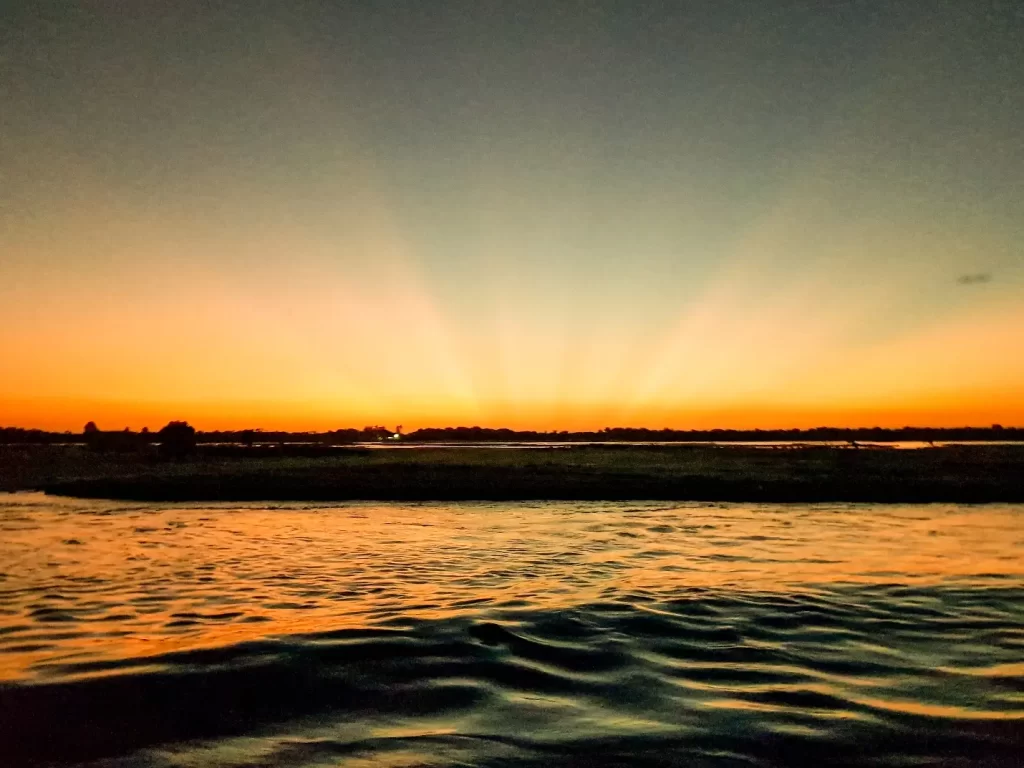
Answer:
top-left (957, 273), bottom-right (992, 285)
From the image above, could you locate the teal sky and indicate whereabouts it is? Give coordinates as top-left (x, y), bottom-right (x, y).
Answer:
top-left (2, 1), bottom-right (1023, 430)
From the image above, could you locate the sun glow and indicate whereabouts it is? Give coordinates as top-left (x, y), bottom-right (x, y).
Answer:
top-left (2, 0), bottom-right (1022, 433)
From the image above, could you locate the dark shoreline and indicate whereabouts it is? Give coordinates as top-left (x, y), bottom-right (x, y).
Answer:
top-left (5, 443), bottom-right (1023, 503)
top-left (5, 424), bottom-right (1023, 446)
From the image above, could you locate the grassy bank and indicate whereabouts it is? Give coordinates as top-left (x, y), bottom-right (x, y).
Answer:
top-left (2, 443), bottom-right (1023, 503)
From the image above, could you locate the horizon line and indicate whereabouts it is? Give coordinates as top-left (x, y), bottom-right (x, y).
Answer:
top-left (4, 423), bottom-right (1022, 435)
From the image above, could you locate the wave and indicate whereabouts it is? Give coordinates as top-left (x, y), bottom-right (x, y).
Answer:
top-left (2, 585), bottom-right (1022, 767)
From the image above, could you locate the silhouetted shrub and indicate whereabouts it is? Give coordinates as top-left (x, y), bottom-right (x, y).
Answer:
top-left (158, 421), bottom-right (197, 459)
top-left (82, 422), bottom-right (146, 453)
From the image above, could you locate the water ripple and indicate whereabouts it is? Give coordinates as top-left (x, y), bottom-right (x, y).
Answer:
top-left (0, 493), bottom-right (1021, 766)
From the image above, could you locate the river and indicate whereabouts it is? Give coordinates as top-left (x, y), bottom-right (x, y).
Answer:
top-left (1, 493), bottom-right (1021, 766)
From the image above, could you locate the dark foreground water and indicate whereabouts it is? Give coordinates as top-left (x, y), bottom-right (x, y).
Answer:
top-left (0, 494), bottom-right (1021, 767)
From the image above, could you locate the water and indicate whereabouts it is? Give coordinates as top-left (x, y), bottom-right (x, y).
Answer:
top-left (338, 440), bottom-right (1024, 449)
top-left (1, 493), bottom-right (1021, 767)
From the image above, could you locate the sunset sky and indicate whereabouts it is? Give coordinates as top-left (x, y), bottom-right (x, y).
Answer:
top-left (2, 1), bottom-right (1022, 432)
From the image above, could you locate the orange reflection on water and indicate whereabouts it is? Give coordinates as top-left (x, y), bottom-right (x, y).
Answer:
top-left (0, 494), bottom-right (1021, 684)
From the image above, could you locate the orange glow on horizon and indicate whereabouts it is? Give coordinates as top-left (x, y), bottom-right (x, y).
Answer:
top-left (3, 394), bottom-right (1023, 434)
top-left (3, 105), bottom-right (1023, 434)
top-left (3, 264), bottom-right (1022, 432)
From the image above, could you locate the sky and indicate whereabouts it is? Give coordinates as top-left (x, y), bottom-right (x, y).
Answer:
top-left (2, 0), bottom-right (1022, 432)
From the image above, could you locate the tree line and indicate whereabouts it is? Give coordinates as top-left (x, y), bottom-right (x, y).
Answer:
top-left (1, 423), bottom-right (1020, 446)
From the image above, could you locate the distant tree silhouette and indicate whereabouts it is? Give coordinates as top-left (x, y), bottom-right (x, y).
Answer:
top-left (2, 423), bottom-right (1023, 447)
top-left (83, 421), bottom-right (100, 450)
top-left (158, 421), bottom-right (197, 459)
top-left (81, 421), bottom-right (148, 453)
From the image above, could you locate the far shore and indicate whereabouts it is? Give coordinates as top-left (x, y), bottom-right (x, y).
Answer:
top-left (2, 443), bottom-right (1022, 504)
